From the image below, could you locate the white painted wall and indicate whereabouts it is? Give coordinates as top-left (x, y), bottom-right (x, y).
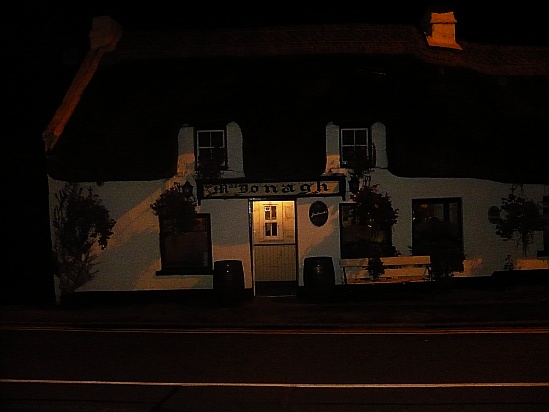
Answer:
top-left (297, 196), bottom-right (343, 285)
top-left (200, 198), bottom-right (252, 288)
top-left (322, 121), bottom-right (548, 279)
top-left (48, 120), bottom-right (548, 299)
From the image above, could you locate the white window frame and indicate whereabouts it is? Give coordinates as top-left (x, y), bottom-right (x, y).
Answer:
top-left (262, 204), bottom-right (281, 241)
top-left (339, 127), bottom-right (371, 168)
top-left (195, 128), bottom-right (228, 170)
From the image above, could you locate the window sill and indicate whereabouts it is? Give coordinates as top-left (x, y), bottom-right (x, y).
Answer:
top-left (156, 268), bottom-right (213, 276)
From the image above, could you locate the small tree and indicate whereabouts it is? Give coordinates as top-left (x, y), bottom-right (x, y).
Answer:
top-left (493, 186), bottom-right (544, 257)
top-left (52, 183), bottom-right (116, 294)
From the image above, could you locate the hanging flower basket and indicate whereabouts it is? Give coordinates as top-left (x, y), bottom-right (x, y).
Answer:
top-left (492, 186), bottom-right (544, 256)
top-left (350, 184), bottom-right (399, 259)
top-left (150, 185), bottom-right (197, 233)
top-left (350, 184), bottom-right (398, 228)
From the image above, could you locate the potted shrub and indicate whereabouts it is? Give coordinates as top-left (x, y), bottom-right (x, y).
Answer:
top-left (429, 243), bottom-right (465, 280)
top-left (194, 149), bottom-right (226, 180)
top-left (150, 183), bottom-right (197, 233)
top-left (492, 186), bottom-right (544, 256)
top-left (52, 183), bottom-right (116, 294)
top-left (413, 216), bottom-right (465, 280)
top-left (367, 254), bottom-right (385, 281)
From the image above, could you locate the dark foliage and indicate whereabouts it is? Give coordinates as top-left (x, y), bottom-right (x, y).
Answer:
top-left (52, 183), bottom-right (116, 293)
top-left (494, 188), bottom-right (545, 256)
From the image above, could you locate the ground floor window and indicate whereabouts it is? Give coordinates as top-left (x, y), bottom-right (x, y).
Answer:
top-left (157, 213), bottom-right (212, 275)
top-left (412, 197), bottom-right (464, 278)
top-left (339, 203), bottom-right (394, 258)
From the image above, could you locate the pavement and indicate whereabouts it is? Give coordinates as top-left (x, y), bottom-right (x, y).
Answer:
top-left (1, 273), bottom-right (549, 330)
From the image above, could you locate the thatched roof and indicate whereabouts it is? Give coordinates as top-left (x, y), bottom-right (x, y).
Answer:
top-left (45, 18), bottom-right (549, 184)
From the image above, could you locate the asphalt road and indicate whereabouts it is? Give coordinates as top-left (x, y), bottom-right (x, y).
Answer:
top-left (1, 326), bottom-right (548, 411)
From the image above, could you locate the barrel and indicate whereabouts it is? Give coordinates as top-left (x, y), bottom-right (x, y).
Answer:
top-left (303, 256), bottom-right (335, 302)
top-left (213, 260), bottom-right (245, 306)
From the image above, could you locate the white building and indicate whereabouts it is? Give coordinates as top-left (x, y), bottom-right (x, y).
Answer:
top-left (44, 13), bottom-right (549, 300)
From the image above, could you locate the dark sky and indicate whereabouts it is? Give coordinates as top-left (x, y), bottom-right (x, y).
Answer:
top-left (9, 1), bottom-right (549, 45)
top-left (7, 1), bottom-right (548, 128)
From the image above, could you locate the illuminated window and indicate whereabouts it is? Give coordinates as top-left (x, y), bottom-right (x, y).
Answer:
top-left (195, 129), bottom-right (227, 176)
top-left (264, 205), bottom-right (279, 238)
top-left (340, 127), bottom-right (375, 170)
top-left (157, 214), bottom-right (213, 275)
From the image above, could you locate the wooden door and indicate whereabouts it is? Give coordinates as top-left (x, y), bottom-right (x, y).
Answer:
top-left (252, 200), bottom-right (297, 282)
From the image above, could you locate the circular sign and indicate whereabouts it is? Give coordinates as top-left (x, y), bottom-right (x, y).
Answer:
top-left (309, 201), bottom-right (329, 227)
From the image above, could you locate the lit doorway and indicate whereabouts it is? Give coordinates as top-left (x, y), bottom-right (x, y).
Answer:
top-left (251, 200), bottom-right (297, 291)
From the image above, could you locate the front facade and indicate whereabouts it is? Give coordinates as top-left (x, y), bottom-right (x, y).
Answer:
top-left (45, 13), bottom-right (549, 299)
top-left (47, 120), bottom-right (548, 298)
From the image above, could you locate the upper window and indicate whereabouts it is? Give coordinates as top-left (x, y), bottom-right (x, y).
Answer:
top-left (340, 127), bottom-right (375, 171)
top-left (195, 129), bottom-right (228, 177)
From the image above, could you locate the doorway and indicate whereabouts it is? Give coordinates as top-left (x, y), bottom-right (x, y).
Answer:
top-left (251, 200), bottom-right (297, 293)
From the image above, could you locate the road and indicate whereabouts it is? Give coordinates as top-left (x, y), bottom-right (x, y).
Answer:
top-left (1, 326), bottom-right (548, 411)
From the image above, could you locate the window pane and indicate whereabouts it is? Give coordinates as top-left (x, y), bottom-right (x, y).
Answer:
top-left (355, 129), bottom-right (367, 145)
top-left (411, 198), bottom-right (464, 277)
top-left (159, 214), bottom-right (212, 274)
top-left (197, 132), bottom-right (211, 147)
top-left (341, 130), bottom-right (355, 145)
top-left (196, 129), bottom-right (227, 170)
top-left (198, 148), bottom-right (211, 161)
top-left (341, 147), bottom-right (354, 163)
top-left (449, 201), bottom-right (459, 223)
top-left (340, 128), bottom-right (370, 167)
top-left (211, 131), bottom-right (224, 148)
top-left (355, 145), bottom-right (368, 159)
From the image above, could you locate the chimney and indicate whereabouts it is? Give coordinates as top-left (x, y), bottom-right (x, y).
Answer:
top-left (424, 11), bottom-right (462, 50)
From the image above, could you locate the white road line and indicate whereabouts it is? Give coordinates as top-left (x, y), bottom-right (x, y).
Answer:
top-left (2, 326), bottom-right (548, 334)
top-left (1, 379), bottom-right (548, 388)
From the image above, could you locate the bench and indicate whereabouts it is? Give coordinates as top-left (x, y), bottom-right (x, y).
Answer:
top-left (339, 255), bottom-right (432, 284)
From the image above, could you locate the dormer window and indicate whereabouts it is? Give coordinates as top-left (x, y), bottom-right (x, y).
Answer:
top-left (195, 128), bottom-right (228, 178)
top-left (340, 127), bottom-right (376, 174)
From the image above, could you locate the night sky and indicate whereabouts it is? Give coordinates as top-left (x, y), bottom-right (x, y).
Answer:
top-left (4, 1), bottom-right (548, 303)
